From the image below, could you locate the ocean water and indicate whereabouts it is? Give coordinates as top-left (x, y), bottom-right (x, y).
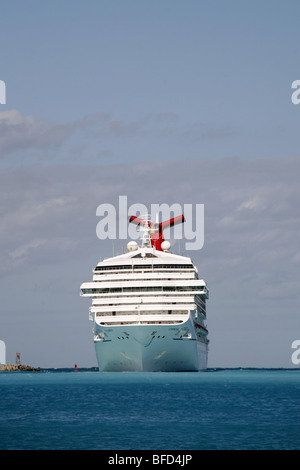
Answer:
top-left (0, 369), bottom-right (299, 450)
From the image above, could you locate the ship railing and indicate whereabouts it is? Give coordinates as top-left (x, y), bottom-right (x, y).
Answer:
top-left (95, 313), bottom-right (189, 324)
top-left (95, 309), bottom-right (189, 316)
top-left (97, 320), bottom-right (185, 326)
top-left (91, 296), bottom-right (195, 306)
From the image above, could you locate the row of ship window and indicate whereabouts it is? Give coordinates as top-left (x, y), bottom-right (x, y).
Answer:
top-left (94, 264), bottom-right (194, 271)
top-left (82, 286), bottom-right (206, 294)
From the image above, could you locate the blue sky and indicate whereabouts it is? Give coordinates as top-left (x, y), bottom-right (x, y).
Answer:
top-left (0, 1), bottom-right (300, 368)
top-left (2, 0), bottom-right (300, 163)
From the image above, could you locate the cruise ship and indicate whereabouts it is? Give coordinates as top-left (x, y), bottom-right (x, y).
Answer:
top-left (80, 214), bottom-right (209, 371)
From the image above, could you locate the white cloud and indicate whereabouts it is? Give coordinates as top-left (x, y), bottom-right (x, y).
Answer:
top-left (0, 110), bottom-right (75, 157)
top-left (0, 109), bottom-right (243, 166)
top-left (9, 238), bottom-right (47, 260)
top-left (237, 196), bottom-right (265, 211)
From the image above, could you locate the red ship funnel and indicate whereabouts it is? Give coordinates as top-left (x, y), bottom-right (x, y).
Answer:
top-left (129, 214), bottom-right (185, 251)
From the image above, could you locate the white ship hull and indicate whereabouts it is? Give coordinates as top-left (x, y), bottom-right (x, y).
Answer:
top-left (94, 314), bottom-right (208, 372)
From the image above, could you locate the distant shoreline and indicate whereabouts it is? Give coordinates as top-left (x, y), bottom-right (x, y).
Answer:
top-left (0, 364), bottom-right (41, 372)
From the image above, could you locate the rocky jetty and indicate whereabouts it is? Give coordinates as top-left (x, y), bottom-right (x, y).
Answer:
top-left (0, 364), bottom-right (40, 372)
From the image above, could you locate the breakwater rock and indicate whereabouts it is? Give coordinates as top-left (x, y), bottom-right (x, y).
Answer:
top-left (0, 364), bottom-right (40, 372)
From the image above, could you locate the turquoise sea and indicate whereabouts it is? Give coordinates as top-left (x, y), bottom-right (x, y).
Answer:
top-left (0, 369), bottom-right (299, 451)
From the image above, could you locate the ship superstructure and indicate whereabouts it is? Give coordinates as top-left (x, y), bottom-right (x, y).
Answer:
top-left (80, 215), bottom-right (209, 371)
